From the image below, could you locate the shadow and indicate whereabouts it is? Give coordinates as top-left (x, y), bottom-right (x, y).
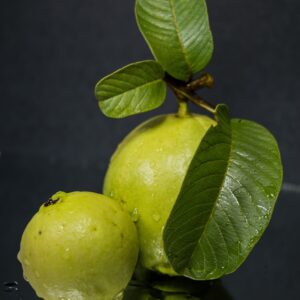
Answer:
top-left (124, 271), bottom-right (233, 300)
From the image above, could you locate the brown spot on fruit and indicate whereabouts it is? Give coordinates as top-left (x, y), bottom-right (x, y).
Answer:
top-left (44, 198), bottom-right (59, 207)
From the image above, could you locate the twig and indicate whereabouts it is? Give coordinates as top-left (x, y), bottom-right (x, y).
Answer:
top-left (186, 73), bottom-right (214, 91)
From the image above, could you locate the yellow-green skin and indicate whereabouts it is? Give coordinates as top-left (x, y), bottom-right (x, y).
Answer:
top-left (18, 191), bottom-right (139, 300)
top-left (103, 114), bottom-right (215, 275)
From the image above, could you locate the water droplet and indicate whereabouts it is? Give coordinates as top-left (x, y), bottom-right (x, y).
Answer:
top-left (63, 248), bottom-right (70, 259)
top-left (35, 270), bottom-right (40, 278)
top-left (113, 290), bottom-right (124, 300)
top-left (257, 205), bottom-right (268, 213)
top-left (3, 281), bottom-right (18, 293)
top-left (24, 259), bottom-right (30, 266)
top-left (131, 208), bottom-right (139, 222)
top-left (152, 213), bottom-right (161, 222)
top-left (248, 238), bottom-right (256, 248)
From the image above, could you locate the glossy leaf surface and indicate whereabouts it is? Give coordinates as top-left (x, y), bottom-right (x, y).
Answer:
top-left (135, 0), bottom-right (213, 81)
top-left (164, 105), bottom-right (283, 280)
top-left (95, 61), bottom-right (166, 118)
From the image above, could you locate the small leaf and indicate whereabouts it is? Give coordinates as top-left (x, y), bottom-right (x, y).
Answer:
top-left (135, 0), bottom-right (213, 81)
top-left (163, 104), bottom-right (283, 280)
top-left (95, 60), bottom-right (167, 118)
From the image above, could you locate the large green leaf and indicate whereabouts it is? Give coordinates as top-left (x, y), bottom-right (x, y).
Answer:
top-left (95, 60), bottom-right (167, 118)
top-left (163, 105), bottom-right (283, 280)
top-left (135, 0), bottom-right (213, 81)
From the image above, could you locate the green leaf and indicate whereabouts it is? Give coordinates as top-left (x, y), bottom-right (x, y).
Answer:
top-left (135, 0), bottom-right (213, 81)
top-left (163, 104), bottom-right (283, 280)
top-left (95, 60), bottom-right (167, 118)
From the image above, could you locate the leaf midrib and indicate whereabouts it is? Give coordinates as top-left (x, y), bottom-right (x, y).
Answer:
top-left (187, 125), bottom-right (233, 275)
top-left (99, 78), bottom-right (163, 102)
top-left (167, 0), bottom-right (192, 78)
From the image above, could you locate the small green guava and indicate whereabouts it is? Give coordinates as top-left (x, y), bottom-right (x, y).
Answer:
top-left (18, 191), bottom-right (139, 300)
top-left (103, 114), bottom-right (215, 275)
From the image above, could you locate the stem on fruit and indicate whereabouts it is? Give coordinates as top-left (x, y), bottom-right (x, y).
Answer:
top-left (168, 82), bottom-right (189, 117)
top-left (177, 101), bottom-right (189, 117)
top-left (172, 86), bottom-right (216, 114)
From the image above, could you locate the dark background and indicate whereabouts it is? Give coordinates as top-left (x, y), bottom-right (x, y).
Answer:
top-left (0, 0), bottom-right (299, 299)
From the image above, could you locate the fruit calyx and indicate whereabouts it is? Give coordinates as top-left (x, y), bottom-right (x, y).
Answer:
top-left (43, 191), bottom-right (67, 207)
top-left (43, 198), bottom-right (59, 207)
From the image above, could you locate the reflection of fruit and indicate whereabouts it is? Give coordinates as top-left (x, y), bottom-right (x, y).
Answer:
top-left (18, 191), bottom-right (139, 300)
top-left (124, 272), bottom-right (228, 300)
top-left (103, 114), bottom-right (215, 275)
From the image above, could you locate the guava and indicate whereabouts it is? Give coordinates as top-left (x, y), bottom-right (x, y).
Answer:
top-left (18, 191), bottom-right (139, 300)
top-left (103, 114), bottom-right (215, 275)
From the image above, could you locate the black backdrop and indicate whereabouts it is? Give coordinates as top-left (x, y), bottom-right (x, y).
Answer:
top-left (0, 0), bottom-right (299, 299)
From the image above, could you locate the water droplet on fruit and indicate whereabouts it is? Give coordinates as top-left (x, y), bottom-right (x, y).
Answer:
top-left (24, 259), bottom-right (30, 266)
top-left (63, 248), bottom-right (70, 259)
top-left (35, 270), bottom-right (40, 278)
top-left (152, 214), bottom-right (161, 222)
top-left (113, 290), bottom-right (124, 300)
top-left (131, 208), bottom-right (139, 222)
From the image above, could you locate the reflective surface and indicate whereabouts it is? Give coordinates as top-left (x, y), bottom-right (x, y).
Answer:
top-left (123, 274), bottom-right (233, 300)
top-left (0, 277), bottom-right (233, 300)
top-left (0, 154), bottom-right (299, 299)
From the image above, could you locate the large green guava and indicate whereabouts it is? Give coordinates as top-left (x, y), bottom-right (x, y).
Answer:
top-left (18, 191), bottom-right (139, 300)
top-left (103, 114), bottom-right (215, 275)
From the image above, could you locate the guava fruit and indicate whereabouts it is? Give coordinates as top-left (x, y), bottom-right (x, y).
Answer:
top-left (103, 114), bottom-right (215, 275)
top-left (18, 191), bottom-right (139, 300)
